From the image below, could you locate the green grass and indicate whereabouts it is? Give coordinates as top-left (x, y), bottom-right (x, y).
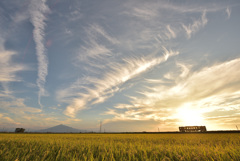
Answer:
top-left (0, 133), bottom-right (240, 160)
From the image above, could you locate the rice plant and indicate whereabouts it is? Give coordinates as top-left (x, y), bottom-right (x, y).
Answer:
top-left (0, 133), bottom-right (239, 160)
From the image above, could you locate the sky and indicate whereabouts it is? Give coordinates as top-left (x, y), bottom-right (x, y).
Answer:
top-left (0, 0), bottom-right (240, 132)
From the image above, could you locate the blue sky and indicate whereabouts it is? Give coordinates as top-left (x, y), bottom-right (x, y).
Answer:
top-left (0, 0), bottom-right (240, 132)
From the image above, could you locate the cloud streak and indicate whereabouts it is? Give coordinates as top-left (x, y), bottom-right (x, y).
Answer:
top-left (87, 24), bottom-right (119, 45)
top-left (78, 38), bottom-right (112, 61)
top-left (182, 11), bottom-right (208, 39)
top-left (166, 25), bottom-right (176, 39)
top-left (29, 0), bottom-right (50, 108)
top-left (59, 47), bottom-right (179, 117)
top-left (0, 41), bottom-right (29, 98)
top-left (104, 58), bottom-right (240, 129)
top-left (0, 50), bottom-right (27, 82)
top-left (226, 7), bottom-right (231, 19)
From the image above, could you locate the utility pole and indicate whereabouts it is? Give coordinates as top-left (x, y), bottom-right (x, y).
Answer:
top-left (236, 125), bottom-right (239, 130)
top-left (100, 121), bottom-right (102, 133)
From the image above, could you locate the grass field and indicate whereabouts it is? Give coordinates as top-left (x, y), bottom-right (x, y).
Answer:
top-left (0, 133), bottom-right (240, 161)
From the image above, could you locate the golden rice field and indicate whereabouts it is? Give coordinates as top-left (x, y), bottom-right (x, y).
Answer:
top-left (0, 133), bottom-right (240, 161)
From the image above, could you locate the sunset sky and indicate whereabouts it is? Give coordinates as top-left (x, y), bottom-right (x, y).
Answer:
top-left (0, 0), bottom-right (240, 132)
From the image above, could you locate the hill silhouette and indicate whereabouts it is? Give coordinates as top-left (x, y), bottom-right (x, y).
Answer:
top-left (38, 124), bottom-right (81, 133)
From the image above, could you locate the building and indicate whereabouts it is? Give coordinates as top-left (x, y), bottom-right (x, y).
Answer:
top-left (179, 126), bottom-right (207, 132)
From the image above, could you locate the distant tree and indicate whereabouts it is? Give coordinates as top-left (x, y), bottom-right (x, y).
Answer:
top-left (15, 128), bottom-right (25, 133)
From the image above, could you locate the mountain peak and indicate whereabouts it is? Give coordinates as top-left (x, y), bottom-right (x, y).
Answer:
top-left (38, 124), bottom-right (81, 133)
top-left (56, 124), bottom-right (67, 127)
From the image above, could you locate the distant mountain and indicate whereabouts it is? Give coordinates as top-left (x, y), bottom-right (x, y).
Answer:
top-left (38, 124), bottom-right (81, 133)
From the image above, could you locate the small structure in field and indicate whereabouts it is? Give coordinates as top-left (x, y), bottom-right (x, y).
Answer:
top-left (15, 128), bottom-right (25, 133)
top-left (179, 126), bottom-right (207, 132)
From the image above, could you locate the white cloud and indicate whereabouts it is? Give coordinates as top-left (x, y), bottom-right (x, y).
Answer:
top-left (78, 41), bottom-right (112, 61)
top-left (225, 7), bottom-right (231, 19)
top-left (0, 50), bottom-right (28, 82)
top-left (166, 25), bottom-right (176, 39)
top-left (12, 10), bottom-right (29, 24)
top-left (182, 11), bottom-right (208, 39)
top-left (176, 63), bottom-right (191, 78)
top-left (122, 1), bottom-right (160, 20)
top-left (0, 40), bottom-right (29, 99)
top-left (0, 114), bottom-right (20, 125)
top-left (144, 78), bottom-right (171, 84)
top-left (104, 58), bottom-right (240, 126)
top-left (0, 98), bottom-right (42, 114)
top-left (64, 99), bottom-right (87, 118)
top-left (0, 0), bottom-right (236, 131)
top-left (131, 7), bottom-right (158, 20)
top-left (87, 24), bottom-right (119, 44)
top-left (60, 47), bottom-right (179, 117)
top-left (29, 0), bottom-right (50, 107)
top-left (75, 23), bottom-right (119, 63)
top-left (3, 116), bottom-right (15, 122)
top-left (0, 97), bottom-right (42, 127)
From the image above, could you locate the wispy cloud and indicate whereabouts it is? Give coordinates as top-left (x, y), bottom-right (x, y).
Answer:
top-left (76, 23), bottom-right (118, 62)
top-left (0, 0), bottom-right (238, 131)
top-left (0, 50), bottom-right (27, 82)
top-left (176, 62), bottom-right (191, 78)
top-left (130, 6), bottom-right (158, 20)
top-left (0, 98), bottom-right (42, 114)
top-left (0, 114), bottom-right (21, 125)
top-left (104, 58), bottom-right (240, 128)
top-left (225, 7), bottom-right (231, 19)
top-left (0, 41), bottom-right (29, 98)
top-left (182, 11), bottom-right (208, 39)
top-left (60, 47), bottom-right (179, 117)
top-left (165, 25), bottom-right (176, 39)
top-left (160, 2), bottom-right (228, 13)
top-left (78, 40), bottom-right (112, 61)
top-left (0, 97), bottom-right (78, 129)
top-left (29, 0), bottom-right (50, 108)
top-left (0, 97), bottom-right (42, 127)
top-left (11, 9), bottom-right (29, 24)
top-left (87, 24), bottom-right (119, 44)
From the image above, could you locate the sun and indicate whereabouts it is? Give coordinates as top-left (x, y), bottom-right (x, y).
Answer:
top-left (177, 107), bottom-right (204, 126)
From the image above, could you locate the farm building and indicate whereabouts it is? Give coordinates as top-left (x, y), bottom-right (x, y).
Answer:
top-left (179, 126), bottom-right (207, 132)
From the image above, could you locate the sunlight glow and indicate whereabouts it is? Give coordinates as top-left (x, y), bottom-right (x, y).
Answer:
top-left (177, 106), bottom-right (204, 126)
